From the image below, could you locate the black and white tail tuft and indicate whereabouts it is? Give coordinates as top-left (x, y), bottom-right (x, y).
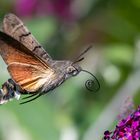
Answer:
top-left (0, 79), bottom-right (21, 104)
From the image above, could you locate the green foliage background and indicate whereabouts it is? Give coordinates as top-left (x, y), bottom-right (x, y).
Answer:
top-left (0, 0), bottom-right (140, 140)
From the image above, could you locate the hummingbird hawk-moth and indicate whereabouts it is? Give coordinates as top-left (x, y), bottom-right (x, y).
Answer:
top-left (0, 13), bottom-right (100, 104)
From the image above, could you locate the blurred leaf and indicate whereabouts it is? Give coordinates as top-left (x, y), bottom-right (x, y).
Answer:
top-left (105, 44), bottom-right (134, 65)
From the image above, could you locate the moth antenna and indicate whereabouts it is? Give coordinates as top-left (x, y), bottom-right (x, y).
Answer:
top-left (81, 69), bottom-right (100, 92)
top-left (20, 94), bottom-right (42, 104)
top-left (73, 57), bottom-right (84, 64)
top-left (73, 44), bottom-right (92, 63)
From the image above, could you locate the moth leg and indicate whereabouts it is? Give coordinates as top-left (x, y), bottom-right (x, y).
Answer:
top-left (20, 94), bottom-right (42, 104)
top-left (21, 94), bottom-right (38, 100)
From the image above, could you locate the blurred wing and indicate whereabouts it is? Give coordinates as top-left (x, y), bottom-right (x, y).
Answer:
top-left (8, 63), bottom-right (54, 92)
top-left (0, 31), bottom-right (55, 92)
top-left (2, 13), bottom-right (51, 60)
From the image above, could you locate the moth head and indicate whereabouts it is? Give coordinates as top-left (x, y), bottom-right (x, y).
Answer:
top-left (66, 63), bottom-right (82, 78)
top-left (65, 45), bottom-right (92, 78)
top-left (56, 45), bottom-right (92, 79)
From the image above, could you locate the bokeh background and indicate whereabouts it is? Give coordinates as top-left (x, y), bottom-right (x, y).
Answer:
top-left (0, 0), bottom-right (140, 140)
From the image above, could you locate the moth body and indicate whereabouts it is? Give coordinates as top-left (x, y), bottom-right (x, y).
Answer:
top-left (0, 13), bottom-right (82, 104)
top-left (41, 60), bottom-right (81, 92)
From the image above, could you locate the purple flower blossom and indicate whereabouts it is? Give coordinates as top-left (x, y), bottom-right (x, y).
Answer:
top-left (15, 0), bottom-right (37, 17)
top-left (103, 106), bottom-right (140, 140)
top-left (15, 0), bottom-right (75, 21)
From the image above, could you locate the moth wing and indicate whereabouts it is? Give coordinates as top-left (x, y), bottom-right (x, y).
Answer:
top-left (8, 63), bottom-right (55, 92)
top-left (0, 31), bottom-right (55, 92)
top-left (2, 13), bottom-right (51, 60)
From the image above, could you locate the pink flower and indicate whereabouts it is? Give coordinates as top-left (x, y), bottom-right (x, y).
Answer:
top-left (15, 0), bottom-right (75, 21)
top-left (15, 0), bottom-right (37, 17)
top-left (103, 106), bottom-right (140, 140)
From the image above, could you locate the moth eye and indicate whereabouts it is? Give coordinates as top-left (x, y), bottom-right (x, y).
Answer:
top-left (67, 66), bottom-right (75, 73)
top-left (67, 66), bottom-right (78, 76)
